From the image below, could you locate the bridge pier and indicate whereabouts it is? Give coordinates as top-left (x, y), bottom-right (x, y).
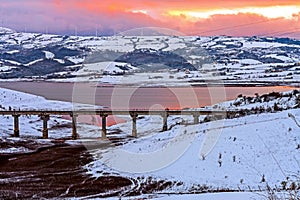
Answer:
top-left (130, 112), bottom-right (138, 137)
top-left (193, 113), bottom-right (199, 124)
top-left (41, 114), bottom-right (50, 139)
top-left (0, 109), bottom-right (233, 140)
top-left (162, 111), bottom-right (169, 132)
top-left (12, 114), bottom-right (20, 137)
top-left (71, 114), bottom-right (78, 140)
top-left (101, 114), bottom-right (108, 139)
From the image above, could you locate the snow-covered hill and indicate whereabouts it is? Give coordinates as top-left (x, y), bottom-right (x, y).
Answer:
top-left (0, 27), bottom-right (300, 86)
top-left (83, 90), bottom-right (300, 198)
top-left (0, 86), bottom-right (299, 198)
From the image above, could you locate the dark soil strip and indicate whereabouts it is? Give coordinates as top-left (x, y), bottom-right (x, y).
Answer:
top-left (0, 145), bottom-right (132, 199)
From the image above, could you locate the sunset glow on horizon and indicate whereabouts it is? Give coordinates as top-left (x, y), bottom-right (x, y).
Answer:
top-left (0, 0), bottom-right (300, 38)
top-left (167, 6), bottom-right (300, 20)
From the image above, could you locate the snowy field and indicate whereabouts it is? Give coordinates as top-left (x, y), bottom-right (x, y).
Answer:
top-left (106, 192), bottom-right (265, 200)
top-left (84, 90), bottom-right (300, 198)
top-left (0, 87), bottom-right (299, 199)
top-left (85, 107), bottom-right (300, 191)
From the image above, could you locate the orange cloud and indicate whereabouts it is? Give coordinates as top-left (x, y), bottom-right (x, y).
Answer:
top-left (185, 13), bottom-right (300, 37)
top-left (52, 0), bottom-right (300, 17)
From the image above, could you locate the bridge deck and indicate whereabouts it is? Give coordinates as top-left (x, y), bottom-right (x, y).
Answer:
top-left (0, 109), bottom-right (236, 139)
top-left (0, 109), bottom-right (234, 116)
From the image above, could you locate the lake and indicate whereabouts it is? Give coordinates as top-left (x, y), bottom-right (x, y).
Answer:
top-left (0, 82), bottom-right (297, 110)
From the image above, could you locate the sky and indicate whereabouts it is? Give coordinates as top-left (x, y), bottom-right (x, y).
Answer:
top-left (0, 0), bottom-right (300, 38)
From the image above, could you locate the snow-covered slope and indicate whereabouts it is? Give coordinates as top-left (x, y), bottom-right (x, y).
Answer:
top-left (0, 88), bottom-right (105, 153)
top-left (0, 86), bottom-right (299, 198)
top-left (84, 90), bottom-right (300, 196)
top-left (107, 192), bottom-right (264, 200)
top-left (0, 27), bottom-right (300, 86)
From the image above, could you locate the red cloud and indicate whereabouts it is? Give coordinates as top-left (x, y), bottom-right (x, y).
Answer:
top-left (0, 0), bottom-right (299, 38)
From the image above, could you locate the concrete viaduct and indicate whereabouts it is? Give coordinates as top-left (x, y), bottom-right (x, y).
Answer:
top-left (0, 109), bottom-right (232, 139)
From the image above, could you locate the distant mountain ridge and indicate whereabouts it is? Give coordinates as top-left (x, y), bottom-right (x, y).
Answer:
top-left (0, 27), bottom-right (299, 83)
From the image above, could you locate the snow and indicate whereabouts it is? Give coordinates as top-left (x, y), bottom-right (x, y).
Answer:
top-left (211, 44), bottom-right (227, 49)
top-left (54, 58), bottom-right (65, 64)
top-left (262, 54), bottom-right (294, 63)
top-left (87, 109), bottom-right (300, 188)
top-left (5, 50), bottom-right (20, 54)
top-left (48, 34), bottom-right (298, 86)
top-left (0, 65), bottom-right (17, 72)
top-left (239, 59), bottom-right (262, 65)
top-left (0, 88), bottom-right (104, 140)
top-left (106, 192), bottom-right (263, 200)
top-left (24, 59), bottom-right (44, 66)
top-left (151, 193), bottom-right (259, 200)
top-left (0, 84), bottom-right (299, 198)
top-left (1, 28), bottom-right (300, 198)
top-left (22, 43), bottom-right (36, 49)
top-left (0, 27), bottom-right (15, 34)
top-left (0, 146), bottom-right (30, 154)
top-left (1, 29), bottom-right (300, 86)
top-left (74, 61), bottom-right (138, 77)
top-left (67, 56), bottom-right (85, 64)
top-left (3, 60), bottom-right (21, 66)
top-left (242, 41), bottom-right (285, 48)
top-left (84, 90), bottom-right (300, 194)
top-left (43, 51), bottom-right (55, 59)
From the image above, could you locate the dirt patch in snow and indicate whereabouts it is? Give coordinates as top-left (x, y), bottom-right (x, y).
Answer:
top-left (0, 144), bottom-right (132, 199)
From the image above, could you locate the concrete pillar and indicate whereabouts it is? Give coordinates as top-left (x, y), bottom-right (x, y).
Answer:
top-left (130, 112), bottom-right (138, 137)
top-left (71, 114), bottom-right (78, 140)
top-left (101, 114), bottom-right (108, 139)
top-left (13, 114), bottom-right (20, 137)
top-left (193, 113), bottom-right (199, 124)
top-left (162, 111), bottom-right (169, 132)
top-left (41, 115), bottom-right (50, 139)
